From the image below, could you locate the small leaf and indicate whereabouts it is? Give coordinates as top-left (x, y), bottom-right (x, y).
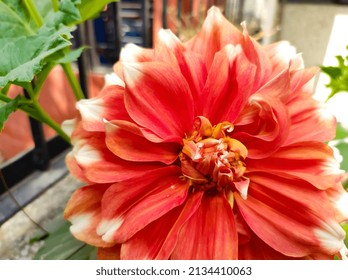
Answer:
top-left (336, 142), bottom-right (348, 172)
top-left (335, 123), bottom-right (348, 140)
top-left (0, 95), bottom-right (20, 132)
top-left (33, 220), bottom-right (96, 260)
top-left (320, 66), bottom-right (342, 80)
top-left (77, 0), bottom-right (117, 22)
top-left (56, 46), bottom-right (87, 64)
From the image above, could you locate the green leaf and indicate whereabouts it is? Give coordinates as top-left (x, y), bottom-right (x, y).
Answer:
top-left (34, 220), bottom-right (96, 260)
top-left (0, 0), bottom-right (34, 38)
top-left (343, 223), bottom-right (348, 247)
top-left (0, 25), bottom-right (72, 87)
top-left (55, 46), bottom-right (87, 64)
top-left (0, 95), bottom-right (20, 132)
top-left (77, 0), bottom-right (117, 22)
top-left (335, 123), bottom-right (348, 140)
top-left (336, 142), bottom-right (348, 172)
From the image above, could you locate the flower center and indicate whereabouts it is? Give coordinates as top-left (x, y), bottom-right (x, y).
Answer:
top-left (180, 116), bottom-right (249, 199)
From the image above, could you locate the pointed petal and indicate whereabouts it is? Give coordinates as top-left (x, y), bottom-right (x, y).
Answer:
top-left (123, 62), bottom-right (194, 141)
top-left (121, 192), bottom-right (203, 260)
top-left (64, 184), bottom-right (113, 247)
top-left (155, 29), bottom-right (208, 114)
top-left (246, 142), bottom-right (343, 190)
top-left (186, 6), bottom-right (244, 68)
top-left (236, 173), bottom-right (346, 257)
top-left (201, 44), bottom-right (256, 124)
top-left (240, 22), bottom-right (272, 91)
top-left (76, 85), bottom-right (131, 132)
top-left (105, 120), bottom-right (181, 164)
top-left (171, 192), bottom-right (238, 260)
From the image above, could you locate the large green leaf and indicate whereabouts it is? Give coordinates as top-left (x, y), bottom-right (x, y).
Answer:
top-left (0, 95), bottom-right (20, 132)
top-left (34, 220), bottom-right (96, 260)
top-left (0, 26), bottom-right (72, 87)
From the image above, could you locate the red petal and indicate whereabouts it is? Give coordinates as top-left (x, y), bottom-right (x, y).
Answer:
top-left (246, 142), bottom-right (343, 190)
top-left (64, 184), bottom-right (113, 247)
top-left (202, 45), bottom-right (256, 124)
top-left (105, 120), bottom-right (181, 164)
top-left (121, 192), bottom-right (203, 260)
top-left (70, 135), bottom-right (165, 183)
top-left (240, 23), bottom-right (272, 91)
top-left (171, 192), bottom-right (238, 259)
top-left (76, 85), bottom-right (131, 132)
top-left (236, 173), bottom-right (346, 257)
top-left (123, 62), bottom-right (194, 141)
top-left (286, 95), bottom-right (336, 145)
top-left (233, 94), bottom-right (290, 159)
top-left (186, 7), bottom-right (243, 68)
top-left (98, 167), bottom-right (190, 243)
top-left (113, 43), bottom-right (154, 80)
top-left (154, 29), bottom-right (208, 115)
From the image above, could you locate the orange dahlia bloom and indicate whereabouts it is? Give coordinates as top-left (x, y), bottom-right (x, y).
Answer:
top-left (63, 7), bottom-right (348, 259)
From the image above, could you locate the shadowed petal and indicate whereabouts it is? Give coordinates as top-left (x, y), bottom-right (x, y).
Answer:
top-left (171, 192), bottom-right (238, 259)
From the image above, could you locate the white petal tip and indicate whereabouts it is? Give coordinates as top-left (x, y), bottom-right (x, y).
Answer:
top-left (97, 218), bottom-right (124, 242)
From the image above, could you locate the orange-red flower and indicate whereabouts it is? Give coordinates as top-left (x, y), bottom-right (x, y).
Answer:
top-left (63, 7), bottom-right (348, 259)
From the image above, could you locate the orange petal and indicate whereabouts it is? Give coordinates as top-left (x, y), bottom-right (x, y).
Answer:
top-left (76, 85), bottom-right (131, 132)
top-left (236, 173), bottom-right (346, 257)
top-left (246, 142), bottom-right (343, 190)
top-left (105, 120), bottom-right (180, 164)
top-left (64, 184), bottom-right (114, 247)
top-left (121, 192), bottom-right (203, 259)
top-left (98, 167), bottom-right (190, 243)
top-left (171, 192), bottom-right (238, 259)
top-left (123, 62), bottom-right (194, 141)
top-left (201, 44), bottom-right (256, 124)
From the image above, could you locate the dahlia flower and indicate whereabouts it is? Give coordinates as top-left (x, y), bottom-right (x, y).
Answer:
top-left (63, 7), bottom-right (348, 259)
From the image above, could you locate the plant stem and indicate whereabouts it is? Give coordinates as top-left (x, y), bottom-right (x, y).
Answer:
top-left (34, 101), bottom-right (71, 143)
top-left (26, 85), bottom-right (70, 143)
top-left (61, 62), bottom-right (85, 101)
top-left (51, 0), bottom-right (59, 12)
top-left (23, 0), bottom-right (43, 28)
